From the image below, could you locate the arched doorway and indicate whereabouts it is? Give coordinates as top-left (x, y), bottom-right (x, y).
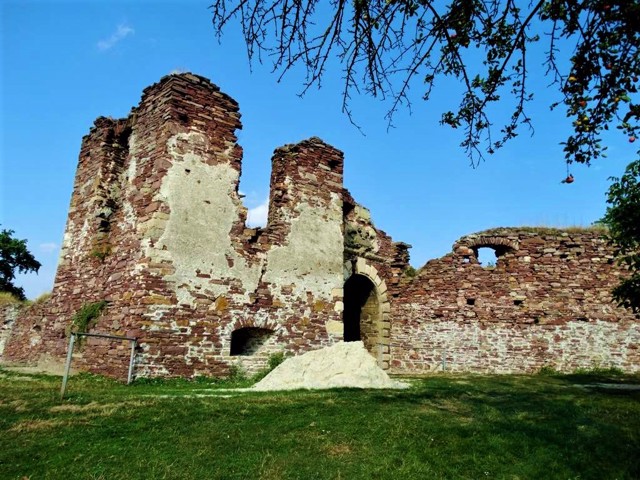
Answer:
top-left (343, 274), bottom-right (380, 353)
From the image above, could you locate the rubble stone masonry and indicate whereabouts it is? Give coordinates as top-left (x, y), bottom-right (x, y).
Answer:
top-left (0, 305), bottom-right (20, 358)
top-left (2, 74), bottom-right (638, 378)
top-left (390, 228), bottom-right (639, 373)
top-left (3, 74), bottom-right (357, 377)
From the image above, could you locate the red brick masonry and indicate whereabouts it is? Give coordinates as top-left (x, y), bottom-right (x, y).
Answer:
top-left (2, 74), bottom-right (637, 377)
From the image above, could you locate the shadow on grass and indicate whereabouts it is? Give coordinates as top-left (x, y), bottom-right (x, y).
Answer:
top-left (2, 370), bottom-right (639, 479)
top-left (346, 375), bottom-right (640, 478)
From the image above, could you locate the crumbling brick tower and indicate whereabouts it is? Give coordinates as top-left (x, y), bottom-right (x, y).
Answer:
top-left (3, 73), bottom-right (362, 377)
top-left (4, 73), bottom-right (635, 377)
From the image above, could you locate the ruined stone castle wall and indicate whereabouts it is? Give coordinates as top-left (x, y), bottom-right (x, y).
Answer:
top-left (390, 228), bottom-right (640, 373)
top-left (3, 74), bottom-right (346, 377)
top-left (0, 304), bottom-right (21, 358)
top-left (341, 191), bottom-right (411, 368)
top-left (2, 74), bottom-right (637, 379)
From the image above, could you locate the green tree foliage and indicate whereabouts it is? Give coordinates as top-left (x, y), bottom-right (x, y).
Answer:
top-left (0, 227), bottom-right (41, 301)
top-left (211, 0), bottom-right (639, 167)
top-left (601, 160), bottom-right (640, 313)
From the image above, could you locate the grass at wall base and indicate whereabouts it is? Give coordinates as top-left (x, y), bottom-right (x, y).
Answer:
top-left (1, 369), bottom-right (638, 479)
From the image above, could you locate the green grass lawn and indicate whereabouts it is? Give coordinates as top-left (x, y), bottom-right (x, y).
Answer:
top-left (1, 369), bottom-right (639, 480)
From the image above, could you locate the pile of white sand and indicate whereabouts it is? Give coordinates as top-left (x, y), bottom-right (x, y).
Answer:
top-left (253, 341), bottom-right (409, 391)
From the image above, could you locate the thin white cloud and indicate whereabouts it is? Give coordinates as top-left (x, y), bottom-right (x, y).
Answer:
top-left (39, 242), bottom-right (58, 253)
top-left (97, 24), bottom-right (134, 52)
top-left (247, 199), bottom-right (268, 227)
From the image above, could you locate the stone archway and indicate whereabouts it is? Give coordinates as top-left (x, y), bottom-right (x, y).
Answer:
top-left (343, 274), bottom-right (379, 346)
top-left (343, 257), bottom-right (391, 369)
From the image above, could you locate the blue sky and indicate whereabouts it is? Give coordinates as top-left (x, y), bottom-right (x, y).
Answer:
top-left (1, 1), bottom-right (637, 299)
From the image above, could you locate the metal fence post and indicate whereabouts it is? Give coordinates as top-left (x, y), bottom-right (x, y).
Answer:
top-left (442, 348), bottom-right (447, 372)
top-left (127, 340), bottom-right (136, 384)
top-left (60, 333), bottom-right (76, 400)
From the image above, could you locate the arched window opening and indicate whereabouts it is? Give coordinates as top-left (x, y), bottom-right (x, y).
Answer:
top-left (473, 244), bottom-right (514, 268)
top-left (343, 274), bottom-right (380, 353)
top-left (475, 247), bottom-right (498, 268)
top-left (230, 327), bottom-right (274, 356)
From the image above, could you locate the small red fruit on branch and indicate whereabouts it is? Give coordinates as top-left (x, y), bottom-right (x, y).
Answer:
top-left (630, 136), bottom-right (637, 143)
top-left (561, 174), bottom-right (575, 184)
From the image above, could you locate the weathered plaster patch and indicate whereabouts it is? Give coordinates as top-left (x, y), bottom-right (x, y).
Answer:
top-left (264, 192), bottom-right (343, 302)
top-left (144, 132), bottom-right (262, 306)
top-left (126, 136), bottom-right (138, 181)
top-left (76, 219), bottom-right (91, 260)
top-left (325, 320), bottom-right (343, 335)
top-left (0, 306), bottom-right (21, 357)
top-left (345, 204), bottom-right (380, 254)
top-left (57, 227), bottom-right (74, 267)
top-left (120, 146), bottom-right (138, 229)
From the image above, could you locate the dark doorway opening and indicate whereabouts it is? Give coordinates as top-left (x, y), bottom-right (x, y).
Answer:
top-left (343, 274), bottom-right (378, 344)
top-left (230, 327), bottom-right (274, 356)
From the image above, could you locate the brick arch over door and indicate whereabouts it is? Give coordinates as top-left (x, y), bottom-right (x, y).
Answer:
top-left (343, 257), bottom-right (391, 369)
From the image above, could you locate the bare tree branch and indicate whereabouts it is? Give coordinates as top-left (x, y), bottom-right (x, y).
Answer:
top-left (211, 0), bottom-right (640, 168)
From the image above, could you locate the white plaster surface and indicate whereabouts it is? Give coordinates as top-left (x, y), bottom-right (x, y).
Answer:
top-left (325, 319), bottom-right (343, 334)
top-left (253, 341), bottom-right (408, 391)
top-left (121, 151), bottom-right (138, 229)
top-left (263, 192), bottom-right (343, 302)
top-left (146, 132), bottom-right (263, 305)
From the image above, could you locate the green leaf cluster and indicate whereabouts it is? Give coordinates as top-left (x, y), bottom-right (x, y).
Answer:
top-left (267, 350), bottom-right (286, 370)
top-left (0, 226), bottom-right (41, 301)
top-left (71, 301), bottom-right (108, 334)
top-left (601, 159), bottom-right (640, 312)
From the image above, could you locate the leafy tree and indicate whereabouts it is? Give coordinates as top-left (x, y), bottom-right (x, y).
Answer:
top-left (211, 0), bottom-right (639, 168)
top-left (0, 227), bottom-right (41, 301)
top-left (601, 159), bottom-right (640, 313)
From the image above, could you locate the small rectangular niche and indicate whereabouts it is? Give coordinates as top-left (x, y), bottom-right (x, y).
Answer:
top-left (230, 327), bottom-right (274, 356)
top-left (514, 299), bottom-right (524, 306)
top-left (466, 298), bottom-right (476, 306)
